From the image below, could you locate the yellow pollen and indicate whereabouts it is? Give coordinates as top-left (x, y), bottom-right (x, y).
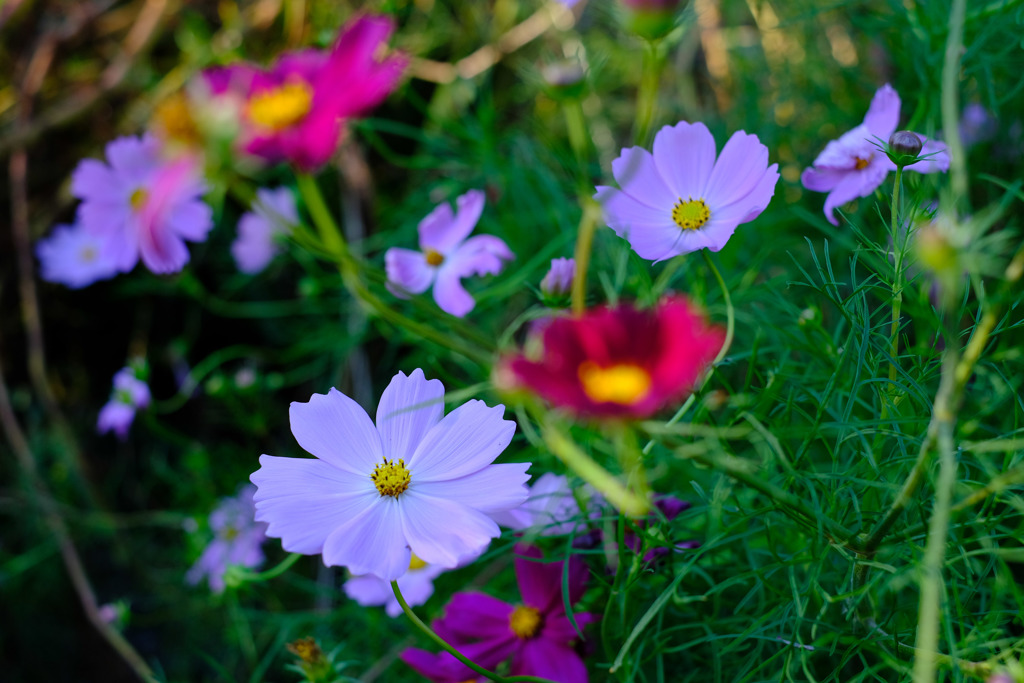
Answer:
top-left (79, 246), bottom-right (96, 263)
top-left (509, 605), bottom-right (543, 639)
top-left (247, 80), bottom-right (314, 131)
top-left (424, 249), bottom-right (445, 267)
top-left (130, 188), bottom-right (149, 211)
top-left (854, 156), bottom-right (871, 170)
top-left (578, 362), bottom-right (652, 405)
top-left (671, 197), bottom-right (711, 231)
top-left (370, 458), bottom-right (411, 498)
top-left (408, 554), bottom-right (428, 571)
top-left (223, 526), bottom-right (239, 541)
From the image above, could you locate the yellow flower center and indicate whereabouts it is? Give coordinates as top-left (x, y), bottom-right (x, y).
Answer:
top-left (371, 458), bottom-right (411, 498)
top-left (223, 526), bottom-right (239, 541)
top-left (854, 156), bottom-right (871, 170)
top-left (425, 249), bottom-right (445, 267)
top-left (247, 80), bottom-right (314, 131)
top-left (671, 198), bottom-right (711, 231)
top-left (79, 246), bottom-right (96, 263)
top-left (509, 605), bottom-right (543, 639)
top-left (408, 553), bottom-right (428, 571)
top-left (154, 92), bottom-right (200, 146)
top-left (130, 188), bottom-right (149, 211)
top-left (578, 362), bottom-right (652, 405)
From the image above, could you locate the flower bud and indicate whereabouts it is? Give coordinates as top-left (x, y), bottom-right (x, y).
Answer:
top-left (619, 0), bottom-right (683, 40)
top-left (886, 130), bottom-right (923, 167)
top-left (541, 61), bottom-right (586, 97)
top-left (539, 257), bottom-right (576, 306)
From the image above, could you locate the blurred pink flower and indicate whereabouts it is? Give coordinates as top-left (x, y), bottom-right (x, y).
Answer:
top-left (801, 84), bottom-right (950, 225)
top-left (385, 190), bottom-right (514, 317)
top-left (231, 187), bottom-right (299, 274)
top-left (71, 134), bottom-right (212, 274)
top-left (186, 485), bottom-right (268, 593)
top-left (595, 121), bottom-right (779, 261)
top-left (205, 15), bottom-right (405, 171)
top-left (35, 223), bottom-right (119, 288)
top-left (97, 366), bottom-right (151, 440)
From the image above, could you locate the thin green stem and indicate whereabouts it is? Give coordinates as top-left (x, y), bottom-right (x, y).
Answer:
top-left (236, 552), bottom-right (302, 583)
top-left (570, 199), bottom-right (601, 315)
top-left (941, 0), bottom-right (968, 205)
top-left (562, 96), bottom-right (590, 190)
top-left (887, 165), bottom-right (905, 390)
top-left (633, 40), bottom-right (663, 146)
top-left (391, 581), bottom-right (559, 683)
top-left (296, 173), bottom-right (349, 263)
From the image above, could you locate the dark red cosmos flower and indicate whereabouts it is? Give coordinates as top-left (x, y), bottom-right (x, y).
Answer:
top-left (506, 296), bottom-right (723, 419)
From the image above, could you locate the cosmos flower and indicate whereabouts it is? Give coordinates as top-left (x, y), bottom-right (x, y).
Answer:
top-left (71, 134), bottom-right (213, 274)
top-left (97, 366), bottom-right (151, 440)
top-left (540, 258), bottom-right (576, 306)
top-left (204, 15), bottom-right (405, 171)
top-left (186, 485), bottom-right (269, 593)
top-left (35, 223), bottom-right (119, 288)
top-left (505, 296), bottom-right (723, 419)
top-left (623, 495), bottom-right (699, 563)
top-left (801, 84), bottom-right (950, 226)
top-left (491, 473), bottom-right (598, 537)
top-left (385, 190), bottom-right (514, 317)
top-left (594, 121), bottom-right (779, 261)
top-left (231, 187), bottom-right (299, 274)
top-left (401, 545), bottom-right (597, 683)
top-left (250, 369), bottom-right (529, 581)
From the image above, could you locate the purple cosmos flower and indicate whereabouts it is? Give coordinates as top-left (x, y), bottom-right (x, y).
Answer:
top-left (71, 134), bottom-right (213, 274)
top-left (250, 369), bottom-right (529, 581)
top-left (540, 257), bottom-right (576, 304)
top-left (186, 485), bottom-right (268, 593)
top-left (231, 187), bottom-right (299, 274)
top-left (595, 121), bottom-right (779, 261)
top-left (491, 473), bottom-right (598, 537)
top-left (35, 223), bottom-right (119, 288)
top-left (385, 190), bottom-right (514, 317)
top-left (958, 103), bottom-right (996, 148)
top-left (402, 545), bottom-right (597, 683)
top-left (801, 84), bottom-right (950, 226)
top-left (97, 366), bottom-right (151, 440)
top-left (624, 495), bottom-right (698, 563)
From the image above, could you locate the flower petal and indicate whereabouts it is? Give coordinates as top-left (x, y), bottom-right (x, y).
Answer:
top-left (400, 493), bottom-right (500, 567)
top-left (822, 159), bottom-right (890, 225)
top-left (385, 247), bottom-right (435, 298)
top-left (651, 121), bottom-right (717, 199)
top-left (610, 146), bottom-right (676, 209)
top-left (703, 130), bottom-right (770, 208)
top-left (862, 83), bottom-right (901, 139)
top-left (322, 497), bottom-right (410, 579)
top-left (289, 388), bottom-right (384, 476)
top-left (432, 267), bottom-right (476, 317)
top-left (513, 638), bottom-right (588, 683)
top-left (407, 399), bottom-right (516, 481)
top-left (515, 546), bottom-right (589, 612)
top-left (438, 592), bottom-right (516, 642)
top-left (800, 166), bottom-right (846, 193)
top-left (71, 159), bottom-right (121, 203)
top-left (413, 462), bottom-right (530, 514)
top-left (419, 189), bottom-right (485, 254)
top-left (595, 186), bottom-right (686, 261)
top-left (905, 137), bottom-right (950, 174)
top-left (375, 369), bottom-right (445, 462)
top-left (250, 454), bottom-right (376, 554)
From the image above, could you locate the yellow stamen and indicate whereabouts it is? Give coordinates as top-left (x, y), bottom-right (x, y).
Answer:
top-left (578, 362), bottom-right (652, 405)
top-left (247, 80), bottom-right (314, 131)
top-left (509, 605), bottom-right (543, 639)
top-left (408, 554), bottom-right (428, 571)
top-left (79, 246), bottom-right (96, 263)
top-left (371, 458), bottom-right (411, 498)
top-left (854, 156), bottom-right (871, 170)
top-left (425, 249), bottom-right (444, 267)
top-left (671, 198), bottom-right (711, 231)
top-left (223, 526), bottom-right (239, 541)
top-left (130, 188), bottom-right (149, 212)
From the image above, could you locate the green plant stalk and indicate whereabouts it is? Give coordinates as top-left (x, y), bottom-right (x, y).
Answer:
top-left (641, 250), bottom-right (734, 455)
top-left (392, 581), bottom-right (559, 683)
top-left (239, 552), bottom-right (301, 583)
top-left (887, 165), bottom-right (905, 390)
top-left (633, 39), bottom-right (663, 146)
top-left (571, 199), bottom-right (601, 315)
top-left (941, 0), bottom-right (968, 204)
top-left (563, 96), bottom-right (590, 190)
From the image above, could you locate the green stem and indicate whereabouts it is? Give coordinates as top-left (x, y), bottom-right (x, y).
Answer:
top-left (633, 40), bottom-right (663, 146)
top-left (941, 0), bottom-right (968, 206)
top-left (571, 199), bottom-right (601, 315)
top-left (887, 165), bottom-right (905, 390)
top-left (391, 581), bottom-right (559, 683)
top-left (237, 552), bottom-right (302, 583)
top-left (640, 250), bottom-right (734, 455)
top-left (562, 96), bottom-right (590, 190)
top-left (296, 173), bottom-right (348, 263)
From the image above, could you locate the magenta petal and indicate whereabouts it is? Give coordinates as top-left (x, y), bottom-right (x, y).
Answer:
top-left (400, 494), bottom-right (499, 567)
top-left (541, 611), bottom-right (600, 643)
top-left (137, 213), bottom-right (190, 274)
top-left (71, 159), bottom-right (121, 202)
top-left (322, 497), bottom-right (410, 579)
top-left (440, 592), bottom-right (516, 641)
top-left (822, 161), bottom-right (890, 225)
top-left (375, 369), bottom-right (445, 462)
top-left (703, 130), bottom-right (770, 208)
top-left (513, 638), bottom-right (588, 683)
top-left (385, 247), bottom-right (435, 298)
top-left (610, 147), bottom-right (675, 209)
top-left (432, 266), bottom-right (476, 317)
top-left (407, 399), bottom-right (515, 481)
top-left (250, 455), bottom-right (376, 554)
top-left (289, 389), bottom-right (384, 475)
top-left (515, 547), bottom-right (589, 612)
top-left (862, 83), bottom-right (901, 139)
top-left (413, 463), bottom-right (529, 515)
top-left (419, 189), bottom-right (485, 254)
top-left (651, 121), bottom-right (717, 198)
top-left (401, 649), bottom-right (482, 683)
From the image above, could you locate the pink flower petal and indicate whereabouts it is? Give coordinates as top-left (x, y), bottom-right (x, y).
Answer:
top-left (652, 121), bottom-right (717, 199)
top-left (375, 369), bottom-right (445, 462)
top-left (822, 159), bottom-right (890, 225)
top-left (432, 266), bottom-right (477, 317)
top-left (400, 494), bottom-right (500, 567)
top-left (703, 130), bottom-right (770, 208)
top-left (385, 247), bottom-right (435, 298)
top-left (862, 83), bottom-right (901, 139)
top-left (322, 497), bottom-right (410, 579)
top-left (513, 638), bottom-right (588, 683)
top-left (288, 388), bottom-right (384, 476)
top-left (610, 146), bottom-right (675, 209)
top-left (419, 189), bottom-right (485, 255)
top-left (905, 137), bottom-right (951, 174)
top-left (407, 399), bottom-right (516, 481)
top-left (413, 462), bottom-right (530, 515)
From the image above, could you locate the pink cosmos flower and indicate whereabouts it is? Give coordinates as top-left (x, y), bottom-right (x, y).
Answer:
top-left (801, 84), bottom-right (950, 225)
top-left (186, 485), bottom-right (268, 593)
top-left (540, 257), bottom-right (576, 305)
top-left (491, 473), bottom-right (598, 537)
top-left (204, 15), bottom-right (405, 171)
top-left (97, 366), bottom-right (151, 440)
top-left (35, 223), bottom-right (119, 288)
top-left (250, 369), bottom-right (529, 581)
top-left (71, 134), bottom-right (213, 274)
top-left (401, 545), bottom-right (597, 683)
top-left (595, 121), bottom-right (779, 261)
top-left (385, 190), bottom-right (514, 317)
top-left (231, 187), bottom-right (299, 274)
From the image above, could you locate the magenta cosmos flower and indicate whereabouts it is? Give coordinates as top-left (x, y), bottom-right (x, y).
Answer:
top-left (36, 222), bottom-right (119, 288)
top-left (595, 121), bottom-right (779, 261)
top-left (801, 84), bottom-right (950, 225)
top-left (385, 190), bottom-right (514, 317)
top-left (250, 369), bottom-right (529, 581)
top-left (186, 485), bottom-right (268, 593)
top-left (205, 15), bottom-right (405, 171)
top-left (97, 366), bottom-right (151, 440)
top-left (231, 187), bottom-right (299, 274)
top-left (505, 296), bottom-right (723, 419)
top-left (71, 134), bottom-right (212, 274)
top-left (402, 545), bottom-right (597, 683)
